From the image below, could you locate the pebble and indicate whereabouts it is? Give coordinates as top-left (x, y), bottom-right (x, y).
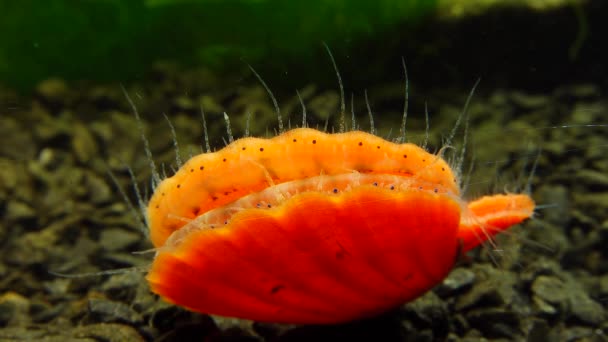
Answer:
top-left (99, 228), bottom-right (142, 252)
top-left (82, 171), bottom-right (112, 205)
top-left (509, 91), bottom-right (549, 109)
top-left (455, 266), bottom-right (516, 311)
top-left (401, 291), bottom-right (449, 337)
top-left (532, 275), bottom-right (606, 326)
top-left (576, 169), bottom-right (608, 190)
top-left (465, 308), bottom-right (520, 339)
top-left (436, 267), bottom-right (476, 297)
top-left (71, 122), bottom-right (99, 164)
top-left (36, 78), bottom-right (69, 104)
top-left (0, 292), bottom-right (30, 326)
top-left (531, 276), bottom-right (569, 308)
top-left (4, 200), bottom-right (36, 223)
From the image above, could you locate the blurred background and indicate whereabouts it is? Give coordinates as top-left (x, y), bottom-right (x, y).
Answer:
top-left (1, 0), bottom-right (605, 94)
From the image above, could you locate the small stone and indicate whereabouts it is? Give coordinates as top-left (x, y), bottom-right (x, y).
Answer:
top-left (0, 118), bottom-right (36, 160)
top-left (599, 274), bottom-right (608, 298)
top-left (83, 171), bottom-right (112, 205)
top-left (99, 228), bottom-right (142, 252)
top-left (30, 300), bottom-right (66, 323)
top-left (572, 102), bottom-right (603, 124)
top-left (4, 200), bottom-right (36, 223)
top-left (568, 288), bottom-right (606, 326)
top-left (531, 276), bottom-right (569, 307)
top-left (36, 78), bottom-right (69, 103)
top-left (71, 122), bottom-right (99, 164)
top-left (510, 91), bottom-right (549, 109)
top-left (0, 158), bottom-right (19, 191)
top-left (561, 326), bottom-right (596, 341)
top-left (465, 308), bottom-right (520, 339)
top-left (532, 296), bottom-right (558, 316)
top-left (525, 319), bottom-right (551, 341)
top-left (520, 257), bottom-right (562, 284)
top-left (575, 169), bottom-right (608, 189)
top-left (436, 267), bottom-right (476, 297)
top-left (455, 266), bottom-right (516, 311)
top-left (0, 292), bottom-right (30, 326)
top-left (554, 84), bottom-right (599, 99)
top-left (401, 291), bottom-right (449, 339)
top-left (174, 95), bottom-right (196, 110)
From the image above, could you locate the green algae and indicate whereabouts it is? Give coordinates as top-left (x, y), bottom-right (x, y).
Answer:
top-left (0, 0), bottom-right (437, 92)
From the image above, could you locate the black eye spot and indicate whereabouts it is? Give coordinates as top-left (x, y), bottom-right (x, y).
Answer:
top-left (162, 192), bottom-right (165, 196)
top-left (390, 185), bottom-right (395, 190)
top-left (190, 168), bottom-right (194, 172)
top-left (377, 146), bottom-right (380, 149)
top-left (267, 204), bottom-right (272, 208)
top-left (373, 182), bottom-right (378, 186)
top-left (192, 207), bottom-right (200, 215)
top-left (293, 139), bottom-right (297, 142)
top-left (210, 225), bottom-right (215, 229)
top-left (212, 196), bottom-right (218, 201)
top-left (223, 158), bottom-right (227, 162)
top-left (422, 159), bottom-right (426, 162)
top-left (442, 167), bottom-right (445, 171)
top-left (257, 203), bottom-right (261, 208)
top-left (358, 142), bottom-right (363, 146)
top-left (242, 147), bottom-right (246, 150)
top-left (155, 205), bottom-right (159, 208)
top-left (260, 147), bottom-right (264, 152)
top-left (177, 184), bottom-right (181, 188)
top-left (312, 139), bottom-right (317, 144)
top-left (199, 166), bottom-right (204, 170)
top-left (333, 188), bottom-right (338, 193)
top-left (224, 221), bottom-right (228, 224)
top-left (224, 192), bottom-right (229, 196)
top-left (403, 154), bottom-right (408, 158)
top-left (419, 186), bottom-right (423, 190)
top-left (434, 188), bottom-right (438, 193)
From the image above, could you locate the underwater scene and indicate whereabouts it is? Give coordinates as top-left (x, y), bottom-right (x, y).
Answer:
top-left (1, 0), bottom-right (607, 341)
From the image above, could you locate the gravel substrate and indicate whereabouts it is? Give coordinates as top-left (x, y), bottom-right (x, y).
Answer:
top-left (0, 64), bottom-right (606, 341)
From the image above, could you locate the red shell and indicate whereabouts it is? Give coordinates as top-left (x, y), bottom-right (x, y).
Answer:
top-left (144, 128), bottom-right (535, 324)
top-left (147, 186), bottom-right (461, 324)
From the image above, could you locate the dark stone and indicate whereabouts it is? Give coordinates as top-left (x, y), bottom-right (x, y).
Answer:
top-left (71, 122), bottom-right (99, 165)
top-left (436, 267), bottom-right (476, 297)
top-left (568, 287), bottom-right (606, 326)
top-left (29, 300), bottom-right (66, 323)
top-left (82, 171), bottom-right (112, 205)
top-left (561, 326), bottom-right (597, 341)
top-left (4, 200), bottom-right (36, 223)
top-left (525, 318), bottom-right (551, 341)
top-left (401, 291), bottom-right (449, 338)
top-left (0, 292), bottom-right (30, 327)
top-left (466, 308), bottom-right (521, 339)
top-left (455, 266), bottom-right (516, 311)
top-left (531, 276), bottom-right (568, 303)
